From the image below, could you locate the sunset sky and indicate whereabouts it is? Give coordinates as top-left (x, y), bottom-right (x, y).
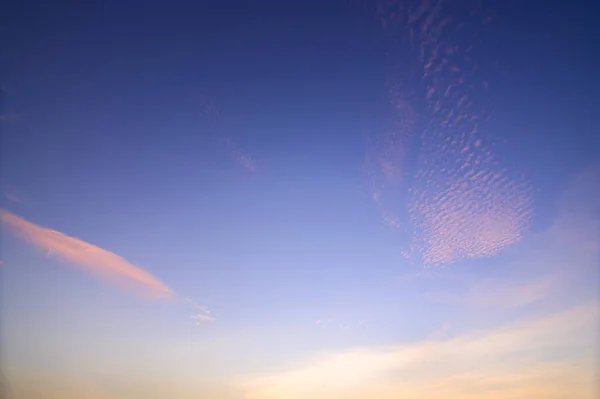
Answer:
top-left (1, 1), bottom-right (599, 398)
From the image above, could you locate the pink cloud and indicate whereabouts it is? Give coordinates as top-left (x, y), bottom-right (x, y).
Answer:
top-left (0, 209), bottom-right (172, 300)
top-left (191, 314), bottom-right (215, 324)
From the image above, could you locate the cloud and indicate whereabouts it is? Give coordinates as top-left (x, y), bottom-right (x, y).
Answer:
top-left (191, 314), bottom-right (215, 324)
top-left (2, 190), bottom-right (23, 204)
top-left (1, 181), bottom-right (32, 206)
top-left (369, 0), bottom-right (534, 266)
top-left (225, 137), bottom-right (257, 173)
top-left (423, 162), bottom-right (600, 310)
top-left (238, 302), bottom-right (599, 399)
top-left (199, 96), bottom-right (257, 173)
top-left (315, 319), bottom-right (327, 327)
top-left (184, 298), bottom-right (215, 324)
top-left (315, 319), bottom-right (332, 328)
top-left (200, 97), bottom-right (223, 121)
top-left (425, 273), bottom-right (559, 310)
top-left (0, 209), bottom-right (172, 300)
top-left (196, 305), bottom-right (211, 314)
top-left (189, 300), bottom-right (215, 324)
top-left (468, 274), bottom-right (559, 309)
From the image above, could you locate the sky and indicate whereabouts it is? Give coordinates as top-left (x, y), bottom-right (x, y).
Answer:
top-left (1, 0), bottom-right (599, 398)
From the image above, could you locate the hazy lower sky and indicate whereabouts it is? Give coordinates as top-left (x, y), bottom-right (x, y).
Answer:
top-left (1, 1), bottom-right (599, 398)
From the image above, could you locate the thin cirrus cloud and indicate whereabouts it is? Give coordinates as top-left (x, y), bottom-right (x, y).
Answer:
top-left (191, 313), bottom-right (216, 325)
top-left (466, 274), bottom-right (559, 309)
top-left (315, 319), bottom-right (331, 329)
top-left (185, 299), bottom-right (215, 324)
top-left (424, 274), bottom-right (558, 310)
top-left (1, 180), bottom-right (32, 206)
top-left (2, 189), bottom-right (23, 204)
top-left (187, 299), bottom-right (215, 324)
top-left (225, 137), bottom-right (257, 173)
top-left (0, 209), bottom-right (173, 300)
top-left (200, 96), bottom-right (258, 173)
top-left (238, 302), bottom-right (599, 399)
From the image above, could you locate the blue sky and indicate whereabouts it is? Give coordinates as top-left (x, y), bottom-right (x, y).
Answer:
top-left (1, 1), bottom-right (599, 398)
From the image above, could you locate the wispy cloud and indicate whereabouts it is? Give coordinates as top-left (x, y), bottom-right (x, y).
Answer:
top-left (0, 209), bottom-right (172, 300)
top-left (187, 298), bottom-right (215, 324)
top-left (225, 137), bottom-right (257, 173)
top-left (425, 273), bottom-right (559, 310)
top-left (239, 302), bottom-right (599, 399)
top-left (2, 191), bottom-right (23, 204)
top-left (191, 314), bottom-right (215, 324)
top-left (315, 319), bottom-right (332, 329)
top-left (200, 96), bottom-right (258, 173)
top-left (468, 274), bottom-right (559, 309)
top-left (1, 181), bottom-right (32, 206)
top-left (200, 97), bottom-right (223, 121)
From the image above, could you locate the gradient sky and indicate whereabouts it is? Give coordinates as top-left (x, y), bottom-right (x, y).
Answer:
top-left (1, 1), bottom-right (599, 398)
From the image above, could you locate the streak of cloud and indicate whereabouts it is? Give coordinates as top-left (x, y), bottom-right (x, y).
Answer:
top-left (0, 209), bottom-right (173, 300)
top-left (468, 274), bottom-right (559, 309)
top-left (2, 191), bottom-right (23, 204)
top-left (315, 319), bottom-right (335, 330)
top-left (200, 96), bottom-right (258, 173)
top-left (225, 137), bottom-right (257, 173)
top-left (239, 302), bottom-right (599, 399)
top-left (425, 274), bottom-right (559, 310)
top-left (187, 298), bottom-right (215, 324)
top-left (1, 181), bottom-right (32, 206)
top-left (1, 188), bottom-right (30, 206)
top-left (1, 209), bottom-right (215, 323)
top-left (191, 314), bottom-right (215, 324)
